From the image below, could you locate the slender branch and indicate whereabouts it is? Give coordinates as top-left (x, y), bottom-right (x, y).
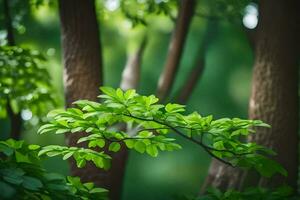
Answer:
top-left (123, 113), bottom-right (244, 154)
top-left (101, 134), bottom-right (153, 143)
top-left (135, 127), bottom-right (169, 135)
top-left (78, 108), bottom-right (250, 159)
top-left (91, 124), bottom-right (235, 166)
top-left (156, 0), bottom-right (196, 102)
top-left (175, 21), bottom-right (218, 104)
top-left (122, 112), bottom-right (234, 166)
top-left (120, 36), bottom-right (147, 90)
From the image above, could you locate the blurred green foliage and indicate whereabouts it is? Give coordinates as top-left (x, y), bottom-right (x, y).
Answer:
top-left (0, 139), bottom-right (108, 200)
top-left (0, 46), bottom-right (55, 118)
top-left (0, 0), bottom-right (257, 199)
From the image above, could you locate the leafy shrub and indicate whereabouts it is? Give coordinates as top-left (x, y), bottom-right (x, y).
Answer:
top-left (0, 45), bottom-right (55, 118)
top-left (0, 139), bottom-right (108, 200)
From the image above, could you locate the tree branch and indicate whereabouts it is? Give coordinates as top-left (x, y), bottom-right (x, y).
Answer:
top-left (120, 36), bottom-right (147, 90)
top-left (176, 21), bottom-right (218, 104)
top-left (156, 0), bottom-right (196, 102)
top-left (122, 112), bottom-right (236, 167)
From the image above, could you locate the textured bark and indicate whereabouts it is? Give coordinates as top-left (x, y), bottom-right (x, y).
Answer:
top-left (201, 160), bottom-right (243, 193)
top-left (59, 0), bottom-right (103, 106)
top-left (245, 0), bottom-right (299, 189)
top-left (58, 0), bottom-right (128, 199)
top-left (156, 0), bottom-right (196, 101)
top-left (201, 0), bottom-right (299, 192)
top-left (3, 0), bottom-right (22, 139)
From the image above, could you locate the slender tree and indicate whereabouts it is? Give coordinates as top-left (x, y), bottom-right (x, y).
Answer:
top-left (202, 0), bottom-right (299, 192)
top-left (176, 21), bottom-right (217, 104)
top-left (105, 38), bottom-right (148, 200)
top-left (156, 0), bottom-right (196, 101)
top-left (58, 0), bottom-right (109, 194)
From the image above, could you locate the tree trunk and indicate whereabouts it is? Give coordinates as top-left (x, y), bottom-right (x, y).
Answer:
top-left (4, 0), bottom-right (15, 45)
top-left (245, 0), bottom-right (299, 189)
top-left (156, 0), bottom-right (196, 102)
top-left (3, 0), bottom-right (22, 140)
top-left (202, 0), bottom-right (299, 192)
top-left (58, 0), bottom-right (127, 199)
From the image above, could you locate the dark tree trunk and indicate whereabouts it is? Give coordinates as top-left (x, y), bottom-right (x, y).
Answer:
top-left (6, 103), bottom-right (22, 140)
top-left (201, 0), bottom-right (299, 192)
top-left (245, 0), bottom-right (299, 189)
top-left (156, 0), bottom-right (196, 101)
top-left (3, 0), bottom-right (15, 45)
top-left (3, 0), bottom-right (22, 139)
top-left (58, 1), bottom-right (127, 200)
top-left (58, 0), bottom-right (103, 106)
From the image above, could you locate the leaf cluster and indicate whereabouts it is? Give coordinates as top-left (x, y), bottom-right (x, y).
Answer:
top-left (38, 87), bottom-right (286, 178)
top-left (0, 139), bottom-right (108, 200)
top-left (0, 45), bottom-right (56, 118)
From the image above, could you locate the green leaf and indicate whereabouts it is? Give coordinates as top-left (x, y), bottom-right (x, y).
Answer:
top-left (47, 109), bottom-right (64, 118)
top-left (116, 88), bottom-right (124, 100)
top-left (138, 130), bottom-right (153, 138)
top-left (124, 89), bottom-right (136, 99)
top-left (83, 182), bottom-right (94, 190)
top-left (165, 103), bottom-right (185, 113)
top-left (213, 141), bottom-right (224, 150)
top-left (28, 144), bottom-right (40, 150)
top-left (134, 141), bottom-right (146, 153)
top-left (76, 159), bottom-right (86, 168)
top-left (124, 140), bottom-right (135, 149)
top-left (100, 87), bottom-right (116, 97)
top-left (146, 145), bottom-right (158, 157)
top-left (63, 152), bottom-right (74, 160)
top-left (0, 143), bottom-right (14, 156)
top-left (255, 157), bottom-right (287, 177)
top-left (109, 142), bottom-right (121, 152)
top-left (96, 139), bottom-right (106, 148)
top-left (89, 187), bottom-right (109, 194)
top-left (93, 157), bottom-right (104, 168)
top-left (71, 127), bottom-right (84, 133)
top-left (15, 151), bottom-right (31, 163)
top-left (55, 129), bottom-right (70, 134)
top-left (1, 168), bottom-right (25, 185)
top-left (22, 176), bottom-right (43, 191)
